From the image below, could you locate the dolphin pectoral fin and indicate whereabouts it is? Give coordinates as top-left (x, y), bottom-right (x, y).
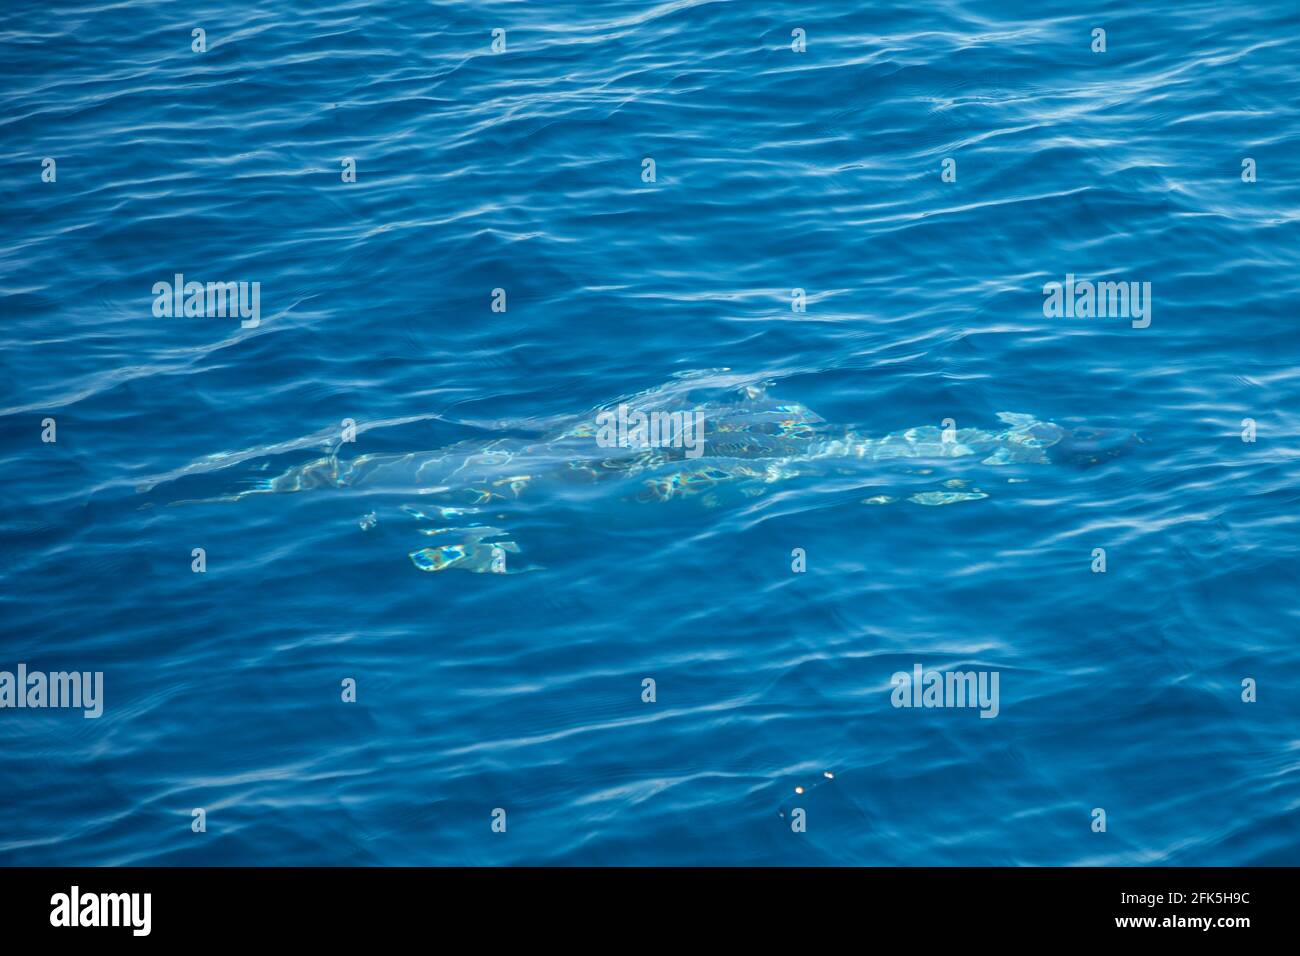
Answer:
top-left (410, 544), bottom-right (469, 571)
top-left (403, 508), bottom-right (533, 574)
top-left (409, 539), bottom-right (522, 573)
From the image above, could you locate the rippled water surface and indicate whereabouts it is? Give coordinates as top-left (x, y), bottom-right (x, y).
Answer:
top-left (2, 0), bottom-right (1299, 865)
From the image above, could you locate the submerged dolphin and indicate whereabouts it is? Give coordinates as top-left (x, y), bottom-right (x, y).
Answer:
top-left (143, 374), bottom-right (1139, 573)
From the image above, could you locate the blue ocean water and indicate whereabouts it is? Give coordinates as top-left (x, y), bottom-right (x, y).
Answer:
top-left (2, 0), bottom-right (1299, 866)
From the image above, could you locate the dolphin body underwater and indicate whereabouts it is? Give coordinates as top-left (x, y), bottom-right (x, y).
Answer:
top-left (140, 372), bottom-right (1140, 573)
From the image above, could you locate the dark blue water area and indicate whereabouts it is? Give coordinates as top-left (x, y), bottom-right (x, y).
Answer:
top-left (2, 0), bottom-right (1299, 865)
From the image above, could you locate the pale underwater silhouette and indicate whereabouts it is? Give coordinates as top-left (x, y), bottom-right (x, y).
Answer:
top-left (139, 372), bottom-right (1140, 573)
